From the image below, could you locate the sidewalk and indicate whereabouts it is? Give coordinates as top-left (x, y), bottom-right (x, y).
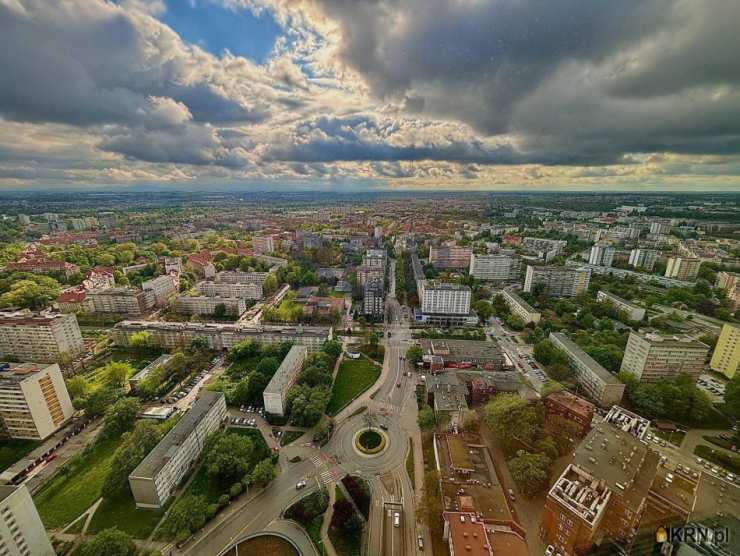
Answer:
top-left (320, 483), bottom-right (338, 556)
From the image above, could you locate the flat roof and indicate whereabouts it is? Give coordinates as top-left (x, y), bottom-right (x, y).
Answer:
top-left (633, 331), bottom-right (709, 350)
top-left (421, 339), bottom-right (503, 360)
top-left (0, 362), bottom-right (54, 383)
top-left (130, 391), bottom-right (224, 480)
top-left (421, 280), bottom-right (471, 292)
top-left (130, 354), bottom-right (172, 383)
top-left (263, 345), bottom-right (307, 395)
top-left (446, 435), bottom-right (475, 471)
top-left (502, 290), bottom-right (538, 314)
top-left (549, 332), bottom-right (621, 385)
top-left (0, 485), bottom-right (19, 504)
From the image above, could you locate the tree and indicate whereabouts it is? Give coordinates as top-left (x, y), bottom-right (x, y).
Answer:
top-left (417, 406), bottom-right (436, 430)
top-left (214, 303), bottom-right (227, 318)
top-left (256, 357), bottom-right (280, 378)
top-left (0, 278), bottom-right (60, 310)
top-left (418, 470), bottom-right (442, 527)
top-left (484, 395), bottom-right (539, 452)
top-left (163, 495), bottom-right (209, 541)
top-left (79, 528), bottom-right (137, 556)
top-left (473, 300), bottom-right (494, 321)
top-left (103, 420), bottom-right (164, 497)
top-left (508, 451), bottom-right (552, 496)
top-left (65, 376), bottom-right (89, 404)
top-left (84, 386), bottom-right (119, 418)
top-left (545, 363), bottom-right (573, 382)
top-left (332, 499), bottom-right (363, 533)
top-left (204, 432), bottom-right (255, 482)
top-left (100, 361), bottom-right (133, 389)
top-left (251, 458), bottom-right (277, 487)
top-left (102, 398), bottom-right (141, 437)
top-left (461, 409), bottom-right (480, 432)
top-left (128, 331), bottom-right (151, 353)
top-left (406, 345), bottom-right (423, 365)
top-left (323, 340), bottom-right (343, 359)
top-left (725, 374), bottom-right (740, 419)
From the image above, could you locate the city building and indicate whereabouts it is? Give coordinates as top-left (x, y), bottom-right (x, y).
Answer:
top-left (263, 345), bottom-right (307, 416)
top-left (0, 485), bottom-right (55, 556)
top-left (588, 244), bottom-right (616, 267)
top-left (469, 253), bottom-right (520, 282)
top-left (650, 220), bottom-right (672, 235)
top-left (252, 234), bottom-right (275, 254)
top-left (162, 256), bottom-right (182, 275)
top-left (524, 266), bottom-right (591, 298)
top-left (111, 320), bottom-right (332, 352)
top-left (186, 251), bottom-right (216, 279)
top-left (129, 391), bottom-right (227, 509)
top-left (596, 290), bottom-right (646, 321)
top-left (197, 281), bottom-right (263, 300)
top-left (0, 362), bottom-right (73, 440)
top-left (419, 281), bottom-right (471, 315)
top-left (716, 271), bottom-right (740, 309)
top-left (87, 287), bottom-right (155, 315)
top-left (603, 405), bottom-right (650, 441)
top-left (141, 274), bottom-right (178, 308)
top-left (362, 248), bottom-right (386, 268)
top-left (363, 277), bottom-right (385, 318)
top-left (214, 271), bottom-right (269, 285)
top-left (501, 289), bottom-right (541, 324)
top-left (549, 332), bottom-right (625, 407)
top-left (419, 339), bottom-right (510, 370)
top-left (665, 256), bottom-right (701, 281)
top-left (628, 248), bottom-right (658, 271)
top-left (710, 323), bottom-right (740, 379)
top-left (522, 237), bottom-right (568, 260)
top-left (466, 371), bottom-right (523, 405)
top-left (543, 390), bottom-right (594, 436)
top-left (620, 330), bottom-right (709, 383)
top-left (429, 245), bottom-right (473, 269)
top-left (0, 312), bottom-right (84, 363)
top-left (356, 265), bottom-right (385, 287)
top-left (128, 354), bottom-right (173, 390)
top-left (16, 214), bottom-right (30, 225)
top-left (83, 266), bottom-right (115, 290)
top-left (442, 512), bottom-right (495, 556)
top-left (57, 286), bottom-right (91, 313)
top-left (173, 296), bottom-right (246, 317)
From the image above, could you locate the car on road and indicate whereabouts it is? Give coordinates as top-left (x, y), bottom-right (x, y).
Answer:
top-left (396, 382), bottom-right (401, 387)
top-left (507, 488), bottom-right (516, 502)
top-left (545, 546), bottom-right (555, 556)
top-left (379, 423), bottom-right (388, 431)
top-left (296, 479), bottom-right (307, 490)
top-left (417, 536), bottom-right (424, 550)
top-left (393, 512), bottom-right (400, 528)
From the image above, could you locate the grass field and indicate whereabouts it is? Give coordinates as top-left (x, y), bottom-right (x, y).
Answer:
top-left (34, 435), bottom-right (123, 529)
top-left (326, 358), bottom-right (381, 416)
top-left (0, 439), bottom-right (40, 472)
top-left (87, 487), bottom-right (166, 539)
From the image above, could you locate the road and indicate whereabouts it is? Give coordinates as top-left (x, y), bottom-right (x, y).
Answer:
top-left (178, 255), bottom-right (426, 556)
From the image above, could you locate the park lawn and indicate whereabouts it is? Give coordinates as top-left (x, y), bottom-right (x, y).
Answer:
top-left (88, 487), bottom-right (166, 539)
top-left (281, 430), bottom-right (304, 446)
top-left (34, 435), bottom-right (123, 529)
top-left (326, 358), bottom-right (381, 416)
top-left (0, 438), bottom-right (40, 472)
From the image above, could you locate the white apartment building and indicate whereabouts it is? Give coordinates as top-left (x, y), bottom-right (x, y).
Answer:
top-left (620, 331), bottom-right (709, 383)
top-left (197, 281), bottom-right (263, 300)
top-left (419, 281), bottom-right (471, 315)
top-left (0, 312), bottom-right (84, 363)
top-left (501, 290), bottom-right (541, 325)
top-left (174, 296), bottom-right (246, 317)
top-left (716, 271), bottom-right (740, 309)
top-left (650, 221), bottom-right (672, 235)
top-left (588, 244), bottom-right (615, 267)
top-left (549, 332), bottom-right (625, 408)
top-left (523, 266), bottom-right (591, 298)
top-left (664, 256), bottom-right (700, 281)
top-left (596, 291), bottom-right (645, 322)
top-left (129, 391), bottom-right (226, 509)
top-left (469, 253), bottom-right (520, 282)
top-left (0, 363), bottom-right (73, 440)
top-left (263, 345), bottom-right (308, 416)
top-left (87, 287), bottom-right (155, 315)
top-left (141, 275), bottom-right (178, 308)
top-left (0, 485), bottom-right (55, 556)
top-left (628, 248), bottom-right (658, 271)
top-left (215, 271), bottom-right (269, 284)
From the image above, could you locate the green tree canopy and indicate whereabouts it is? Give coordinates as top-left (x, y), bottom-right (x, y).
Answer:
top-left (417, 406), bottom-right (436, 431)
top-left (102, 398), bottom-right (141, 437)
top-left (250, 458), bottom-right (277, 487)
top-left (79, 527), bottom-right (137, 556)
top-left (204, 432), bottom-right (255, 482)
top-left (509, 451), bottom-right (552, 496)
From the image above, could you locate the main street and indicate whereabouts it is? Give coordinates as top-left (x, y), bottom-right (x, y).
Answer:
top-left (180, 256), bottom-right (426, 556)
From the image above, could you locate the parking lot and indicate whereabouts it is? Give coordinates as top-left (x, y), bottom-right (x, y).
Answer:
top-left (697, 373), bottom-right (726, 403)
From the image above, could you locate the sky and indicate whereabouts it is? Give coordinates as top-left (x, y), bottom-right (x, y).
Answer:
top-left (0, 0), bottom-right (739, 191)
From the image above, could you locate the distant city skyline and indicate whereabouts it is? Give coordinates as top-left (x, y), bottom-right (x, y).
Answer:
top-left (1, 1), bottom-right (739, 190)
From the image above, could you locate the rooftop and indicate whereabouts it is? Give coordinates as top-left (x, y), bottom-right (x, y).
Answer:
top-left (634, 330), bottom-right (709, 350)
top-left (420, 339), bottom-right (503, 361)
top-left (421, 280), bottom-right (471, 292)
top-left (549, 332), bottom-right (621, 385)
top-left (0, 362), bottom-right (56, 383)
top-left (263, 345), bottom-right (307, 395)
top-left (545, 390), bottom-right (595, 418)
top-left (603, 406), bottom-right (650, 440)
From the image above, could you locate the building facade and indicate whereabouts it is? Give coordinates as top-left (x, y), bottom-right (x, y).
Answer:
top-left (263, 345), bottom-right (307, 416)
top-left (588, 244), bottom-right (615, 267)
top-left (363, 277), bottom-right (385, 318)
top-left (87, 287), bottom-right (155, 315)
top-left (716, 271), bottom-right (740, 309)
top-left (469, 253), bottom-right (520, 282)
top-left (524, 266), bottom-right (591, 298)
top-left (419, 281), bottom-right (471, 315)
top-left (0, 485), bottom-right (55, 556)
top-left (0, 363), bottom-right (74, 440)
top-left (664, 256), bottom-right (700, 281)
top-left (501, 290), bottom-right (541, 324)
top-left (709, 323), bottom-right (740, 379)
top-left (628, 248), bottom-right (658, 271)
top-left (141, 275), bottom-right (178, 308)
top-left (173, 296), bottom-right (246, 317)
top-left (129, 391), bottom-right (227, 509)
top-left (0, 312), bottom-right (84, 363)
top-left (214, 271), bottom-right (269, 285)
top-left (197, 281), bottom-right (263, 300)
top-left (596, 290), bottom-right (646, 321)
top-left (429, 245), bottom-right (472, 269)
top-left (620, 331), bottom-right (709, 383)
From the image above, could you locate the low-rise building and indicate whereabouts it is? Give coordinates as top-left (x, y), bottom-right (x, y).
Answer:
top-left (620, 330), bottom-right (709, 383)
top-left (302, 296), bottom-right (344, 319)
top-left (501, 290), bottom-right (541, 324)
top-left (665, 256), bottom-right (701, 281)
top-left (543, 390), bottom-right (594, 436)
top-left (214, 271), bottom-right (269, 285)
top-left (429, 245), bottom-right (472, 269)
top-left (0, 485), bottom-right (55, 556)
top-left (197, 281), bottom-right (263, 300)
top-left (252, 234), bottom-right (275, 254)
top-left (709, 322), bottom-right (740, 379)
top-left (263, 345), bottom-right (307, 416)
top-left (596, 290), bottom-right (646, 322)
top-left (174, 296), bottom-right (246, 317)
top-left (87, 287), bottom-right (155, 315)
top-left (0, 312), bottom-right (84, 363)
top-left (469, 253), bottom-right (520, 282)
top-left (523, 266), bottom-right (591, 298)
top-left (142, 274), bottom-right (178, 308)
top-left (129, 391), bottom-right (226, 509)
top-left (0, 362), bottom-right (74, 440)
top-left (549, 332), bottom-right (625, 408)
top-left (419, 339), bottom-right (509, 370)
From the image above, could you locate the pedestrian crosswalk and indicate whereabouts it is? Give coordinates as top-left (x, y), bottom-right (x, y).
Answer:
top-left (310, 452), bottom-right (343, 485)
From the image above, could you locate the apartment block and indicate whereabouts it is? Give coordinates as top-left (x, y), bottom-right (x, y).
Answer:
top-left (163, 256), bottom-right (182, 275)
top-left (197, 281), bottom-right (263, 300)
top-left (628, 248), bottom-right (658, 271)
top-left (501, 289), bottom-right (541, 324)
top-left (173, 296), bottom-right (246, 317)
top-left (363, 277), bottom-right (385, 317)
top-left (429, 245), bottom-right (472, 269)
top-left (650, 220), bottom-right (672, 235)
top-left (709, 323), bottom-right (740, 379)
top-left (549, 332), bottom-right (625, 408)
top-left (87, 287), bottom-right (155, 315)
top-left (469, 253), bottom-right (520, 282)
top-left (664, 256), bottom-right (700, 281)
top-left (263, 345), bottom-right (307, 416)
top-left (522, 237), bottom-right (568, 258)
top-left (588, 244), bottom-right (615, 267)
top-left (111, 321), bottom-right (332, 352)
top-left (419, 281), bottom-right (471, 315)
top-left (141, 274), bottom-right (178, 308)
top-left (620, 331), bottom-right (709, 383)
top-left (716, 271), bottom-right (740, 309)
top-left (596, 290), bottom-right (646, 322)
top-left (362, 249), bottom-right (386, 268)
top-left (252, 234), bottom-right (275, 254)
top-left (0, 362), bottom-right (73, 440)
top-left (0, 312), bottom-right (84, 363)
top-left (356, 265), bottom-right (385, 287)
top-left (0, 485), bottom-right (55, 556)
top-left (543, 390), bottom-right (594, 436)
top-left (214, 271), bottom-right (269, 285)
top-left (524, 266), bottom-right (591, 298)
top-left (129, 391), bottom-right (226, 509)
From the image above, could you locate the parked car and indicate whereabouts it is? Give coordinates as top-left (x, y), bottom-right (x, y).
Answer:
top-left (393, 512), bottom-right (400, 528)
top-left (296, 479), bottom-right (307, 490)
top-left (545, 546), bottom-right (555, 556)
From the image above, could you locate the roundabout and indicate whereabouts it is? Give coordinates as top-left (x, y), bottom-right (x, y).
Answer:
top-left (353, 427), bottom-right (388, 456)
